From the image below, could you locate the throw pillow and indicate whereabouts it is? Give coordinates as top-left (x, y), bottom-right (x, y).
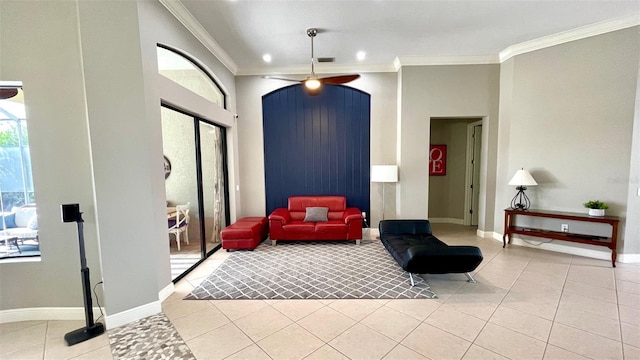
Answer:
top-left (304, 207), bottom-right (329, 222)
top-left (27, 216), bottom-right (38, 230)
top-left (1, 212), bottom-right (16, 229)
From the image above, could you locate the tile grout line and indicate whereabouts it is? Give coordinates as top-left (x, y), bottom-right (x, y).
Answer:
top-left (458, 246), bottom-right (534, 359)
top-left (541, 253), bottom-right (572, 360)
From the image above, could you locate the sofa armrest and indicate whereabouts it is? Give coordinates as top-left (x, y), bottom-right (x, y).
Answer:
top-left (343, 207), bottom-right (362, 223)
top-left (268, 208), bottom-right (291, 224)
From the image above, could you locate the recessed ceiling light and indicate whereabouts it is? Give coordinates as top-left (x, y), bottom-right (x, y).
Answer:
top-left (356, 51), bottom-right (366, 61)
top-left (262, 54), bottom-right (272, 63)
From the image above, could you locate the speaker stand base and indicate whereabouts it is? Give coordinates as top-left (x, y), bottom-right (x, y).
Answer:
top-left (64, 323), bottom-right (105, 346)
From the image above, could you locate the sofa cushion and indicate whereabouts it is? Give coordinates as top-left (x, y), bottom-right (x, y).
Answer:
top-left (315, 221), bottom-right (347, 233)
top-left (27, 216), bottom-right (38, 230)
top-left (379, 220), bottom-right (483, 276)
top-left (1, 227), bottom-right (38, 239)
top-left (304, 207), bottom-right (329, 222)
top-left (283, 221), bottom-right (315, 233)
top-left (289, 196), bottom-right (346, 212)
top-left (14, 206), bottom-right (37, 228)
top-left (0, 212), bottom-right (16, 229)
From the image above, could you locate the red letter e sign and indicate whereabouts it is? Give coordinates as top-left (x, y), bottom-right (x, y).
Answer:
top-left (429, 145), bottom-right (447, 176)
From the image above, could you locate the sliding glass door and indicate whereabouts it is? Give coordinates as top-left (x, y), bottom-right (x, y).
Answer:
top-left (161, 105), bottom-right (228, 281)
top-left (199, 122), bottom-right (229, 254)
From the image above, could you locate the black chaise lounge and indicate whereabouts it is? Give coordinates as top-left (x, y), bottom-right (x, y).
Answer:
top-left (379, 219), bottom-right (484, 286)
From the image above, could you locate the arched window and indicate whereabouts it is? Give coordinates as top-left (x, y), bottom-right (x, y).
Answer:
top-left (156, 45), bottom-right (225, 108)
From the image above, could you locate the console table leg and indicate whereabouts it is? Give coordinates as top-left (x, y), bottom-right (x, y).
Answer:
top-left (503, 212), bottom-right (510, 248)
top-left (612, 250), bottom-right (617, 268)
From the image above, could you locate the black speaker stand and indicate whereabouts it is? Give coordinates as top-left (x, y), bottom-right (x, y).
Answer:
top-left (62, 205), bottom-right (105, 345)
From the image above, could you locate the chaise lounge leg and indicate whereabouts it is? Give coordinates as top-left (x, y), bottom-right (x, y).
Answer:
top-left (409, 273), bottom-right (416, 287)
top-left (271, 240), bottom-right (277, 246)
top-left (465, 272), bottom-right (477, 283)
top-left (356, 239), bottom-right (361, 245)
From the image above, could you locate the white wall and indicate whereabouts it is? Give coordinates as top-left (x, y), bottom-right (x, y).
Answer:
top-left (494, 27), bottom-right (639, 257)
top-left (0, 0), bottom-right (241, 327)
top-left (77, 0), bottom-right (161, 318)
top-left (235, 73), bottom-right (398, 226)
top-left (0, 1), bottom-right (103, 310)
top-left (624, 52), bottom-right (640, 256)
top-left (398, 65), bottom-right (501, 231)
top-left (137, 0), bottom-right (238, 299)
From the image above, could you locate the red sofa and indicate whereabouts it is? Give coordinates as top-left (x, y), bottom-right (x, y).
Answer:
top-left (268, 196), bottom-right (363, 245)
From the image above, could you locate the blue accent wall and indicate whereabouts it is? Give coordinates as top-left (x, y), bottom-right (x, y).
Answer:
top-left (262, 84), bottom-right (371, 219)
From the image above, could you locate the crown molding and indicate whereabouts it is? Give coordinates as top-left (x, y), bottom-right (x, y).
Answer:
top-left (161, 4), bottom-right (637, 75)
top-left (500, 14), bottom-right (640, 63)
top-left (158, 0), bottom-right (238, 74)
top-left (237, 63), bottom-right (397, 76)
top-left (396, 55), bottom-right (500, 67)
top-left (393, 57), bottom-right (402, 72)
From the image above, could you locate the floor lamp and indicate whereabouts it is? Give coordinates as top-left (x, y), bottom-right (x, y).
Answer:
top-left (371, 165), bottom-right (398, 221)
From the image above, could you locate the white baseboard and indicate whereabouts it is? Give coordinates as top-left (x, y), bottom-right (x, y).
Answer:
top-left (104, 301), bottom-right (162, 329)
top-left (1, 300), bottom-right (165, 329)
top-left (619, 253), bottom-right (640, 263)
top-left (491, 233), bottom-right (640, 264)
top-left (0, 307), bottom-right (103, 324)
top-left (429, 218), bottom-right (465, 225)
top-left (476, 229), bottom-right (496, 238)
top-left (159, 282), bottom-right (175, 303)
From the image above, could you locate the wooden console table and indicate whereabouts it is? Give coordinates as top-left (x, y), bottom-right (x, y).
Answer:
top-left (503, 208), bottom-right (619, 267)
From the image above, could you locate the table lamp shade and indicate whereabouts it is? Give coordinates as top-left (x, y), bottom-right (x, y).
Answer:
top-left (508, 169), bottom-right (537, 186)
top-left (371, 165), bottom-right (398, 183)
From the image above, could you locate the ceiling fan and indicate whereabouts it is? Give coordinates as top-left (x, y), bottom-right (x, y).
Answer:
top-left (0, 87), bottom-right (19, 100)
top-left (263, 28), bottom-right (360, 94)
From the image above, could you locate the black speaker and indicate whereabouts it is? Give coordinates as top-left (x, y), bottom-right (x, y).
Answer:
top-left (61, 204), bottom-right (81, 223)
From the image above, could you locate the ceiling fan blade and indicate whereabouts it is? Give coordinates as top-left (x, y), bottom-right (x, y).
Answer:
top-left (320, 74), bottom-right (360, 85)
top-left (262, 76), bottom-right (303, 83)
top-left (0, 88), bottom-right (19, 100)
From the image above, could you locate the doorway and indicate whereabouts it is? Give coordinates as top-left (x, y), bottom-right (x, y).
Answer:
top-left (428, 118), bottom-right (482, 226)
top-left (161, 105), bottom-right (229, 281)
top-left (465, 120), bottom-right (482, 226)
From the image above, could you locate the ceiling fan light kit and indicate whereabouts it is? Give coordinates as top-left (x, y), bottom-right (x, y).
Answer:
top-left (263, 28), bottom-right (360, 94)
top-left (304, 78), bottom-right (322, 90)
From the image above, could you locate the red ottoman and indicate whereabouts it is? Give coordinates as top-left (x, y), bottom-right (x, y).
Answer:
top-left (221, 217), bottom-right (268, 251)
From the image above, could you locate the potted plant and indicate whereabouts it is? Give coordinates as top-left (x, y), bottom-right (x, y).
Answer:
top-left (583, 200), bottom-right (609, 216)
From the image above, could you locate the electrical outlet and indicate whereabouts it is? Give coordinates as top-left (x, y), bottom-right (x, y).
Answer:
top-left (561, 224), bottom-right (569, 232)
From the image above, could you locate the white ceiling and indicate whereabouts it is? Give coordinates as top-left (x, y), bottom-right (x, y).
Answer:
top-left (177, 0), bottom-right (640, 75)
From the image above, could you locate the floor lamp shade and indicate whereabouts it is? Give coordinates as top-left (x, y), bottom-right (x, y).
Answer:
top-left (371, 165), bottom-right (398, 183)
top-left (371, 165), bottom-right (398, 221)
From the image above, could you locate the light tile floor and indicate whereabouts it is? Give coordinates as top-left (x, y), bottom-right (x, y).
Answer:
top-left (2, 224), bottom-right (639, 359)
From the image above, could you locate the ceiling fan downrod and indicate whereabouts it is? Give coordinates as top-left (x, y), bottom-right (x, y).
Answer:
top-left (305, 28), bottom-right (321, 90)
top-left (307, 28), bottom-right (318, 77)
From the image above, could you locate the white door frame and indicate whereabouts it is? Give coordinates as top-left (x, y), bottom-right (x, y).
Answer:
top-left (463, 120), bottom-right (483, 226)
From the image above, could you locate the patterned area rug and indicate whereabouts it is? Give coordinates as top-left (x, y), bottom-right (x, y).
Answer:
top-left (186, 239), bottom-right (436, 300)
top-left (108, 313), bottom-right (195, 360)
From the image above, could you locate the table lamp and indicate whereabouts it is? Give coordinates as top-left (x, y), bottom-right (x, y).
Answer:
top-left (508, 168), bottom-right (537, 210)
